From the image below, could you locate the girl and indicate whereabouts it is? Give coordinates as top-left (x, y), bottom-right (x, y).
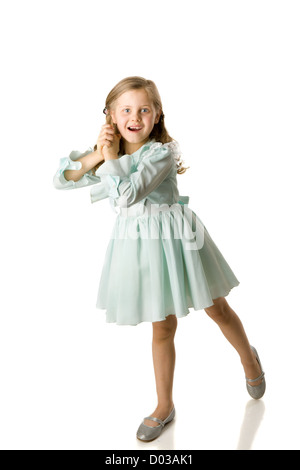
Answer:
top-left (53, 76), bottom-right (266, 442)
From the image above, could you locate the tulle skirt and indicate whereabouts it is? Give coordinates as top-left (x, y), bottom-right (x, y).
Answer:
top-left (96, 200), bottom-right (240, 325)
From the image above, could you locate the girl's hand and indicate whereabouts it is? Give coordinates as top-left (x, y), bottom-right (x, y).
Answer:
top-left (96, 124), bottom-right (121, 161)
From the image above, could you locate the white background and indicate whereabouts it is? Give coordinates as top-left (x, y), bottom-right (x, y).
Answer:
top-left (0, 0), bottom-right (299, 450)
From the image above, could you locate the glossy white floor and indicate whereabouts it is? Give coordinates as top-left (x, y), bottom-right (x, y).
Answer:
top-left (1, 283), bottom-right (299, 450)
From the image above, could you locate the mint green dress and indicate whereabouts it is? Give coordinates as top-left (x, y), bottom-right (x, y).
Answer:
top-left (53, 138), bottom-right (240, 325)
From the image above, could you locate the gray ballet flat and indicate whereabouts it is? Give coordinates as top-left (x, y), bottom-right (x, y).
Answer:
top-left (246, 346), bottom-right (266, 400)
top-left (136, 407), bottom-right (175, 442)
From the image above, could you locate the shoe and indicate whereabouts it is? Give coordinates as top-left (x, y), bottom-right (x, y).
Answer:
top-left (136, 406), bottom-right (175, 442)
top-left (246, 346), bottom-right (266, 400)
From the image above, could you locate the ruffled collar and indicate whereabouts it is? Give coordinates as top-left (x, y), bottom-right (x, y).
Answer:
top-left (118, 138), bottom-right (156, 158)
top-left (119, 138), bottom-right (182, 166)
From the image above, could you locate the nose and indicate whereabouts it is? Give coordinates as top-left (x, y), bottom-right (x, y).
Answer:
top-left (130, 111), bottom-right (141, 122)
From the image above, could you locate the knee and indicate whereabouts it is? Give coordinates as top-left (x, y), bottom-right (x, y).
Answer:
top-left (152, 315), bottom-right (177, 341)
top-left (204, 297), bottom-right (231, 325)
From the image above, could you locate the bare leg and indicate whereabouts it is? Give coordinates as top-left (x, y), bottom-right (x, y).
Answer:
top-left (144, 314), bottom-right (177, 427)
top-left (204, 297), bottom-right (262, 385)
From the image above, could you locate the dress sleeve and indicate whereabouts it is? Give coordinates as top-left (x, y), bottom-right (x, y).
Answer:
top-left (93, 143), bottom-right (175, 208)
top-left (52, 148), bottom-right (107, 196)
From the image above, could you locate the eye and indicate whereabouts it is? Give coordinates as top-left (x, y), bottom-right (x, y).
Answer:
top-left (123, 108), bottom-right (130, 113)
top-left (141, 108), bottom-right (149, 113)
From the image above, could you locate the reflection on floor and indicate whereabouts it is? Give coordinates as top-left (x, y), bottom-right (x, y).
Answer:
top-left (237, 400), bottom-right (265, 450)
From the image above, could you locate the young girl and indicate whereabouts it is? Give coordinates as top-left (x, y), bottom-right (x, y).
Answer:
top-left (53, 76), bottom-right (266, 442)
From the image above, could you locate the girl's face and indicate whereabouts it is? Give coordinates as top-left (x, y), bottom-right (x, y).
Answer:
top-left (110, 89), bottom-right (161, 154)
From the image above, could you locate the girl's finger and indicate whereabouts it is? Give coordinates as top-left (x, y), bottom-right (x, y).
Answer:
top-left (99, 129), bottom-right (114, 139)
top-left (99, 135), bottom-right (113, 144)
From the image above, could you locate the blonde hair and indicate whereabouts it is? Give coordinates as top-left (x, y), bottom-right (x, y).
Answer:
top-left (94, 76), bottom-right (189, 175)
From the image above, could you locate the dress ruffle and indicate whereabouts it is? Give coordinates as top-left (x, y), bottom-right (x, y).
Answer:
top-left (53, 147), bottom-right (101, 190)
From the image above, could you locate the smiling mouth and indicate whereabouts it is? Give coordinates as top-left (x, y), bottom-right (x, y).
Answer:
top-left (128, 127), bottom-right (143, 132)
